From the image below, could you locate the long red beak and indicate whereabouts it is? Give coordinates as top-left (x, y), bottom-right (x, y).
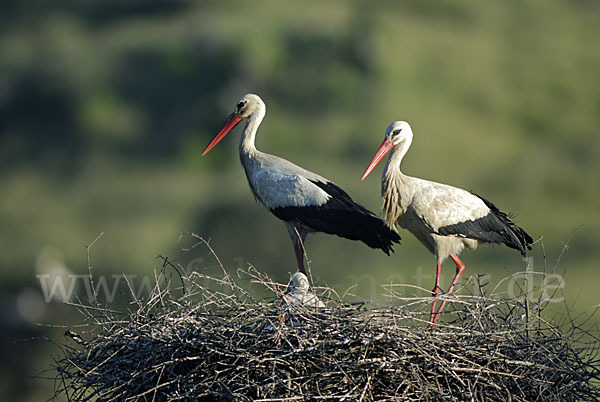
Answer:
top-left (361, 138), bottom-right (394, 180)
top-left (202, 112), bottom-right (244, 156)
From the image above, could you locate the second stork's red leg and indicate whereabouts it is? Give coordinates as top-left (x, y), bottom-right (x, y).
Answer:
top-left (429, 260), bottom-right (443, 327)
top-left (434, 253), bottom-right (466, 321)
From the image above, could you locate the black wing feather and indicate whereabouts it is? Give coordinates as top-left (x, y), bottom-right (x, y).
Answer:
top-left (438, 192), bottom-right (533, 256)
top-left (271, 180), bottom-right (401, 255)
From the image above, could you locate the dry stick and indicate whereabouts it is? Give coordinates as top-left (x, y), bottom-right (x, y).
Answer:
top-left (123, 273), bottom-right (143, 309)
top-left (156, 254), bottom-right (186, 295)
top-left (151, 364), bottom-right (166, 402)
top-left (197, 234), bottom-right (258, 300)
top-left (537, 239), bottom-right (548, 333)
top-left (523, 254), bottom-right (531, 340)
top-left (555, 224), bottom-right (584, 270)
top-left (186, 233), bottom-right (234, 286)
top-left (536, 230), bottom-right (582, 337)
top-left (358, 374), bottom-right (372, 402)
top-left (85, 232), bottom-right (104, 309)
top-left (546, 227), bottom-right (581, 305)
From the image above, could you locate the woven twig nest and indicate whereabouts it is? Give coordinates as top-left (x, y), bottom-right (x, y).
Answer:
top-left (52, 238), bottom-right (600, 401)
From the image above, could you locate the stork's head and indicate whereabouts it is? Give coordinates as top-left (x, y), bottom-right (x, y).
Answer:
top-left (202, 93), bottom-right (266, 156)
top-left (361, 121), bottom-right (413, 180)
top-left (234, 93), bottom-right (265, 119)
top-left (384, 121), bottom-right (413, 145)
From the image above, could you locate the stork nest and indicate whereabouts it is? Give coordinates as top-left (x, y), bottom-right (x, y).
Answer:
top-left (52, 238), bottom-right (600, 401)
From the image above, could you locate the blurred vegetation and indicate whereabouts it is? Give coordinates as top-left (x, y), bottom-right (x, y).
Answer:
top-left (0, 0), bottom-right (599, 400)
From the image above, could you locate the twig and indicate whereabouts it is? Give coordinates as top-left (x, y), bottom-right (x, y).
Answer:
top-left (85, 232), bottom-right (104, 308)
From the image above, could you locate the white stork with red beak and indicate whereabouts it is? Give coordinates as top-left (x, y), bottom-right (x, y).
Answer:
top-left (362, 121), bottom-right (533, 326)
top-left (202, 94), bottom-right (400, 275)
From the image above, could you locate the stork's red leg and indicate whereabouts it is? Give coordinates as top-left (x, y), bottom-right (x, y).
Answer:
top-left (286, 224), bottom-right (308, 275)
top-left (435, 253), bottom-right (466, 319)
top-left (429, 260), bottom-right (443, 327)
top-left (293, 239), bottom-right (307, 275)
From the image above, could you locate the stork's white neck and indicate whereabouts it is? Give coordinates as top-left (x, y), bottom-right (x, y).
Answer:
top-left (381, 136), bottom-right (414, 225)
top-left (239, 107), bottom-right (265, 157)
top-left (384, 135), bottom-right (412, 177)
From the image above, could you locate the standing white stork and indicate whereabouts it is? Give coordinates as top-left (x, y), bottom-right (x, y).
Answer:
top-left (361, 121), bottom-right (533, 326)
top-left (202, 94), bottom-right (400, 275)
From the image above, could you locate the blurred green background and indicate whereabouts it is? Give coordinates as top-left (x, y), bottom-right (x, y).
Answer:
top-left (1, 0), bottom-right (599, 400)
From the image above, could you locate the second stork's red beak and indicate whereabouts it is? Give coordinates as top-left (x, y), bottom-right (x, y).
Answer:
top-left (202, 112), bottom-right (244, 156)
top-left (361, 138), bottom-right (394, 180)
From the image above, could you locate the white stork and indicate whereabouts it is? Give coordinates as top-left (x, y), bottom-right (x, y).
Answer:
top-left (361, 121), bottom-right (533, 326)
top-left (202, 94), bottom-right (400, 275)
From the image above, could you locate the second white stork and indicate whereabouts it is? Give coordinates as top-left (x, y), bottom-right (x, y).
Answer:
top-left (202, 94), bottom-right (400, 275)
top-left (361, 121), bottom-right (533, 326)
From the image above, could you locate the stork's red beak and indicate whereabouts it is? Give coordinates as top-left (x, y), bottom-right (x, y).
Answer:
top-left (361, 138), bottom-right (394, 180)
top-left (202, 112), bottom-right (244, 156)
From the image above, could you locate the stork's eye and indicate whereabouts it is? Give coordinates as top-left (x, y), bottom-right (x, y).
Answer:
top-left (236, 101), bottom-right (247, 112)
top-left (393, 129), bottom-right (402, 136)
